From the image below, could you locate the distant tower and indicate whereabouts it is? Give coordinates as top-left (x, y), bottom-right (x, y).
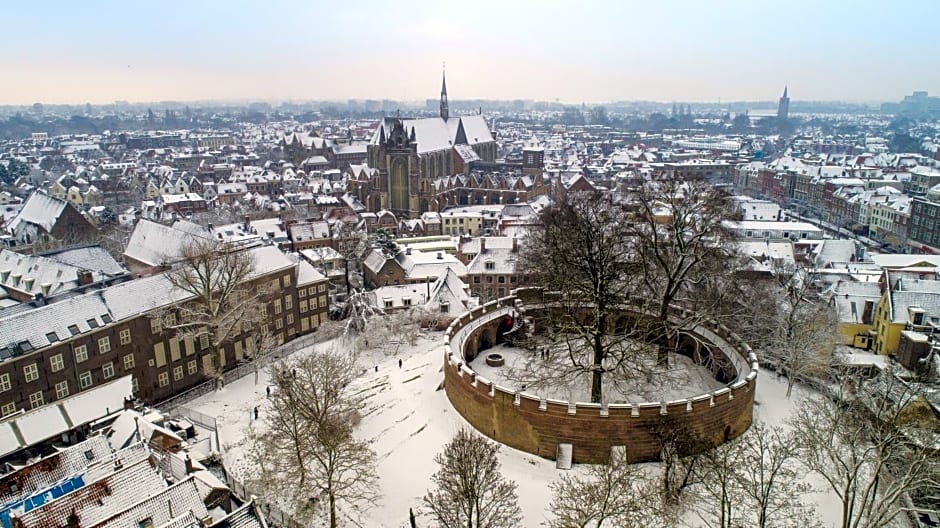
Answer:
top-left (777, 85), bottom-right (790, 120)
top-left (440, 64), bottom-right (450, 121)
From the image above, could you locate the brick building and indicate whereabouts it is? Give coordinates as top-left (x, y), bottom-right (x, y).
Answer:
top-left (0, 245), bottom-right (329, 415)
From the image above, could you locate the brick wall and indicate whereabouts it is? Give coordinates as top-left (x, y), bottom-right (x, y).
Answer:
top-left (443, 293), bottom-right (758, 464)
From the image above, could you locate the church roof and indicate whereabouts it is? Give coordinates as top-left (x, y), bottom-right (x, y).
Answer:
top-left (370, 115), bottom-right (494, 155)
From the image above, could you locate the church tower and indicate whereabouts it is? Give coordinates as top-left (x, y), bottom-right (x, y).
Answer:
top-left (440, 66), bottom-right (450, 121)
top-left (777, 85), bottom-right (790, 120)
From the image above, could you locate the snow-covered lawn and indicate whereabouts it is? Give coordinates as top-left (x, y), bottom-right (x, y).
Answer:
top-left (188, 330), bottom-right (847, 528)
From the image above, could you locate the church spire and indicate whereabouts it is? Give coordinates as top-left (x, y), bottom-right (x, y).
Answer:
top-left (783, 85), bottom-right (788, 98)
top-left (440, 62), bottom-right (449, 121)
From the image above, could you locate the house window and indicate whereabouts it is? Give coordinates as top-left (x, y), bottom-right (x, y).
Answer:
top-left (173, 365), bottom-right (184, 381)
top-left (311, 297), bottom-right (318, 309)
top-left (384, 299), bottom-right (393, 309)
top-left (28, 391), bottom-right (43, 409)
top-left (301, 317), bottom-right (309, 331)
top-left (271, 278), bottom-right (280, 291)
top-left (131, 377), bottom-right (138, 394)
top-left (1, 402), bottom-right (16, 416)
top-left (158, 372), bottom-right (169, 387)
top-left (300, 300), bottom-right (308, 313)
top-left (283, 274), bottom-right (291, 287)
top-left (284, 296), bottom-right (292, 310)
top-left (187, 360), bottom-right (197, 375)
top-left (120, 329), bottom-right (132, 345)
top-left (199, 333), bottom-right (210, 349)
top-left (79, 371), bottom-right (93, 389)
top-left (23, 363), bottom-right (39, 383)
top-left (55, 380), bottom-right (69, 399)
top-left (276, 318), bottom-right (284, 330)
top-left (75, 345), bottom-right (88, 363)
top-left (402, 298), bottom-right (412, 307)
top-left (102, 362), bottom-right (114, 379)
top-left (440, 302), bottom-right (450, 314)
top-left (274, 299), bottom-right (282, 315)
top-left (286, 313), bottom-right (294, 325)
top-left (50, 354), bottom-right (65, 373)
top-left (123, 354), bottom-right (135, 370)
top-left (473, 276), bottom-right (481, 284)
top-left (0, 374), bottom-right (9, 392)
top-left (318, 284), bottom-right (327, 293)
top-left (151, 317), bottom-right (162, 334)
top-left (165, 313), bottom-right (176, 326)
top-left (485, 261), bottom-right (495, 270)
top-left (498, 276), bottom-right (505, 283)
top-left (98, 336), bottom-right (111, 354)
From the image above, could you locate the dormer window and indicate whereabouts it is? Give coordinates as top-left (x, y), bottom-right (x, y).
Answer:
top-left (485, 261), bottom-right (495, 271)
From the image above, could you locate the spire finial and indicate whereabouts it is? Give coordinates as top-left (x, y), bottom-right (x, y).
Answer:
top-left (440, 62), bottom-right (450, 121)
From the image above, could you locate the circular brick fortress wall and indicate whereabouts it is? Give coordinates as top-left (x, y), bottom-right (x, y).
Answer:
top-left (442, 289), bottom-right (759, 464)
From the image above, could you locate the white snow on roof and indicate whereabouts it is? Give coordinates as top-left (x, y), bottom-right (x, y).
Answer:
top-left (0, 376), bottom-right (132, 457)
top-left (7, 192), bottom-right (67, 234)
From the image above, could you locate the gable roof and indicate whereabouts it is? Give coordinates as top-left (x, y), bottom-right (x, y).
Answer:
top-left (7, 193), bottom-right (69, 234)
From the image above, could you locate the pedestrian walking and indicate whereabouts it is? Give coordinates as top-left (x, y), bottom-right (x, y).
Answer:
top-left (398, 358), bottom-right (403, 369)
top-left (253, 406), bottom-right (259, 420)
top-left (265, 386), bottom-right (270, 398)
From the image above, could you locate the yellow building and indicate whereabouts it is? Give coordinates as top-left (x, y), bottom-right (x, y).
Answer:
top-left (440, 210), bottom-right (483, 236)
top-left (872, 271), bottom-right (940, 355)
top-left (832, 280), bottom-right (882, 349)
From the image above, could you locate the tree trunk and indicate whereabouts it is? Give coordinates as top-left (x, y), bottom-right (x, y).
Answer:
top-left (214, 344), bottom-right (226, 389)
top-left (330, 491), bottom-right (337, 528)
top-left (592, 330), bottom-right (604, 403)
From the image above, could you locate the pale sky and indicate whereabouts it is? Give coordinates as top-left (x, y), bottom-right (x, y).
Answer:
top-left (3, 0), bottom-right (938, 105)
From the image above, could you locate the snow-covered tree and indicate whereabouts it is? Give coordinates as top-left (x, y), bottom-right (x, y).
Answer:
top-left (158, 237), bottom-right (271, 388)
top-left (424, 427), bottom-right (523, 528)
top-left (251, 351), bottom-right (379, 527)
top-left (792, 372), bottom-right (940, 528)
top-left (548, 450), bottom-right (675, 528)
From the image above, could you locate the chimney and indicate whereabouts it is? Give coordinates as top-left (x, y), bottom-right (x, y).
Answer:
top-left (436, 252), bottom-right (443, 260)
top-left (406, 247), bottom-right (412, 255)
top-left (207, 222), bottom-right (214, 231)
top-left (40, 283), bottom-right (51, 296)
top-left (23, 278), bottom-right (34, 291)
top-left (479, 237), bottom-right (486, 254)
top-left (0, 269), bottom-right (9, 282)
top-left (185, 454), bottom-right (195, 474)
top-left (77, 270), bottom-right (94, 286)
top-left (10, 273), bottom-right (21, 287)
top-left (512, 236), bottom-right (518, 253)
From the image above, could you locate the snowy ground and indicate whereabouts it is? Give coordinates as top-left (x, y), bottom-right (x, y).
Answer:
top-left (471, 342), bottom-right (725, 403)
top-left (188, 330), bottom-right (848, 528)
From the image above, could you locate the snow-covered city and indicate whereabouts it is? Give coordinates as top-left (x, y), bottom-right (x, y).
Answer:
top-left (3, 2), bottom-right (940, 527)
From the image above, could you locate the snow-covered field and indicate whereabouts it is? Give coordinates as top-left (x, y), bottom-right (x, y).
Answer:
top-left (188, 330), bottom-right (846, 528)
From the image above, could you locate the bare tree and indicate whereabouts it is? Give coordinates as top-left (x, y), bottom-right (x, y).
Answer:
top-left (627, 177), bottom-right (738, 365)
top-left (516, 191), bottom-right (641, 403)
top-left (158, 237), bottom-right (268, 388)
top-left (424, 427), bottom-right (523, 528)
top-left (252, 352), bottom-right (379, 528)
top-left (690, 420), bottom-right (819, 528)
top-left (247, 321), bottom-right (279, 385)
top-left (548, 450), bottom-right (676, 528)
top-left (791, 370), bottom-right (940, 528)
top-left (763, 265), bottom-right (836, 397)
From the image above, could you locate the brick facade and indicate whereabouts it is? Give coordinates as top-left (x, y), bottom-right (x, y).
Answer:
top-left (442, 296), bottom-right (757, 464)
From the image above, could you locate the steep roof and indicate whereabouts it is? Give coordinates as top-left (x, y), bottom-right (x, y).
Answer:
top-left (7, 193), bottom-right (68, 234)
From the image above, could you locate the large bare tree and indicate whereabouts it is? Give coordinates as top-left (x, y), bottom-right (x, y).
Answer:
top-left (627, 177), bottom-right (738, 365)
top-left (251, 352), bottom-right (379, 528)
top-left (424, 426), bottom-right (523, 528)
top-left (791, 371), bottom-right (940, 528)
top-left (517, 191), bottom-right (642, 403)
top-left (158, 237), bottom-right (268, 387)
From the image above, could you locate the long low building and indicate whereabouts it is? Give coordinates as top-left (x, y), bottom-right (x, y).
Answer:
top-left (0, 244), bottom-right (329, 415)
